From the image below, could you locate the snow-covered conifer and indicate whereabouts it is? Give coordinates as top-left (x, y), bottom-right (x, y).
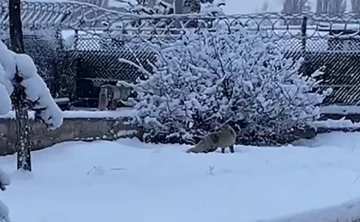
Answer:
top-left (131, 22), bottom-right (330, 145)
top-left (0, 40), bottom-right (63, 129)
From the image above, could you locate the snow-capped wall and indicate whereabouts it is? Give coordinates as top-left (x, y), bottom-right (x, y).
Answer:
top-left (0, 114), bottom-right (137, 156)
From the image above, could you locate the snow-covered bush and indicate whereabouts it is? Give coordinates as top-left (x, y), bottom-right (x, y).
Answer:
top-left (0, 168), bottom-right (10, 191)
top-left (99, 0), bottom-right (175, 47)
top-left (0, 199), bottom-right (10, 222)
top-left (111, 0), bottom-right (222, 32)
top-left (131, 22), bottom-right (331, 145)
top-left (200, 0), bottom-right (225, 16)
top-left (0, 40), bottom-right (63, 129)
top-left (100, 0), bottom-right (225, 48)
top-left (199, 0), bottom-right (226, 28)
top-left (127, 0), bottom-right (174, 15)
top-left (123, 0), bottom-right (223, 16)
top-left (0, 81), bottom-right (11, 115)
top-left (0, 168), bottom-right (11, 222)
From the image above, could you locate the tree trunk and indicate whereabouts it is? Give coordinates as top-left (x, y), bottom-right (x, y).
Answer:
top-left (8, 0), bottom-right (32, 171)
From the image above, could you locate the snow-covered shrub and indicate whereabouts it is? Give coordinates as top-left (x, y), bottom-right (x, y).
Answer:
top-left (0, 199), bottom-right (10, 222)
top-left (0, 81), bottom-right (11, 115)
top-left (0, 168), bottom-right (11, 222)
top-left (0, 40), bottom-right (63, 129)
top-left (199, 0), bottom-right (226, 28)
top-left (108, 0), bottom-right (222, 35)
top-left (99, 0), bottom-right (175, 47)
top-left (200, 0), bottom-right (225, 16)
top-left (0, 168), bottom-right (10, 191)
top-left (131, 22), bottom-right (331, 145)
top-left (123, 0), bottom-right (223, 16)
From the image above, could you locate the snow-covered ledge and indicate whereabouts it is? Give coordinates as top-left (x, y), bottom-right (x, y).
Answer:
top-left (311, 119), bottom-right (360, 132)
top-left (0, 109), bottom-right (138, 156)
top-left (0, 109), bottom-right (136, 119)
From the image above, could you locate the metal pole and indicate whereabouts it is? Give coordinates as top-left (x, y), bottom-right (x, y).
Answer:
top-left (301, 15), bottom-right (308, 76)
top-left (174, 0), bottom-right (183, 14)
top-left (174, 0), bottom-right (183, 29)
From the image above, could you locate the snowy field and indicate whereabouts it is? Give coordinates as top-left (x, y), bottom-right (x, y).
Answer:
top-left (1, 132), bottom-right (360, 222)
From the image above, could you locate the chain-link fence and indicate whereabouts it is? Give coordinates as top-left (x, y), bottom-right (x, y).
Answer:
top-left (0, 29), bottom-right (76, 101)
top-left (68, 32), bottom-right (157, 106)
top-left (3, 5), bottom-right (360, 107)
top-left (63, 12), bottom-right (360, 106)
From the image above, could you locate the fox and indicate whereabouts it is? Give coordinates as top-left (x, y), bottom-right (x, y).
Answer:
top-left (186, 125), bottom-right (237, 154)
top-left (98, 83), bottom-right (132, 111)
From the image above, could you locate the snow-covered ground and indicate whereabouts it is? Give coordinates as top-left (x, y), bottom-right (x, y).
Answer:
top-left (1, 132), bottom-right (360, 222)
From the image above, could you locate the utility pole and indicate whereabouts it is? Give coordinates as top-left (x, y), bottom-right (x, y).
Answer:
top-left (8, 0), bottom-right (32, 171)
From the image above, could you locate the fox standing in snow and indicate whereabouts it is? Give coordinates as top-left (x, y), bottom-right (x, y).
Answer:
top-left (186, 125), bottom-right (237, 154)
top-left (98, 82), bottom-right (132, 111)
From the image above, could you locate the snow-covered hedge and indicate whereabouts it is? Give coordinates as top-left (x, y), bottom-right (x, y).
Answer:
top-left (0, 41), bottom-right (63, 129)
top-left (130, 22), bottom-right (331, 145)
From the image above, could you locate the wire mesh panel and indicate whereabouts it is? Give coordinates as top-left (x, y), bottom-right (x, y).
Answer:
top-left (303, 24), bottom-right (360, 105)
top-left (254, 14), bottom-right (360, 105)
top-left (55, 49), bottom-right (77, 100)
top-left (0, 29), bottom-right (72, 98)
top-left (68, 32), bottom-right (157, 107)
top-left (2, 2), bottom-right (360, 106)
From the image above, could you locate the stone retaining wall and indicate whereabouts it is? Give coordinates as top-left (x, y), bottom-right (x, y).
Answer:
top-left (0, 114), bottom-right (357, 156)
top-left (0, 117), bottom-right (139, 156)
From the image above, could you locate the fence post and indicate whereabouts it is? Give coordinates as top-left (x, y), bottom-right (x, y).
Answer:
top-left (74, 29), bottom-right (79, 50)
top-left (174, 0), bottom-right (184, 30)
top-left (53, 28), bottom-right (63, 98)
top-left (301, 15), bottom-right (308, 75)
top-left (71, 30), bottom-right (79, 103)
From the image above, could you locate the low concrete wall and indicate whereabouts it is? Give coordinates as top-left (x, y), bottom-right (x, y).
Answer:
top-left (0, 117), bottom-right (139, 156)
top-left (0, 112), bottom-right (357, 156)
